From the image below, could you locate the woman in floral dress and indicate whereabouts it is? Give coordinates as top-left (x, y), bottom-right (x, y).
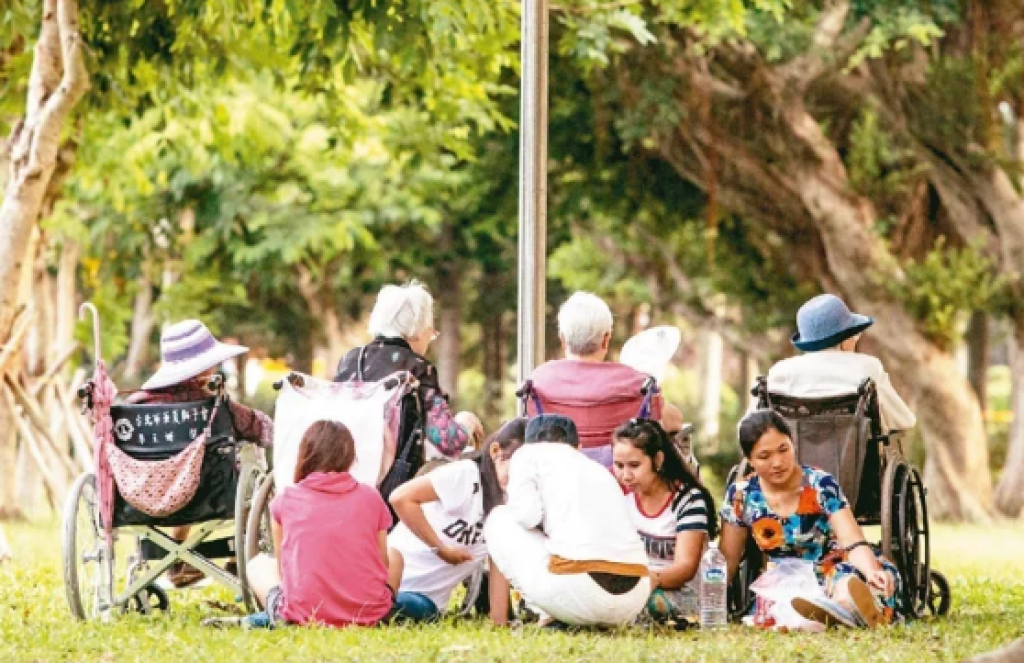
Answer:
top-left (719, 410), bottom-right (901, 628)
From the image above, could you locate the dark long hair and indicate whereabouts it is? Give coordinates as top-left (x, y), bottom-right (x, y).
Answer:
top-left (737, 410), bottom-right (793, 458)
top-left (294, 420), bottom-right (356, 483)
top-left (471, 417), bottom-right (528, 517)
top-left (612, 418), bottom-right (718, 539)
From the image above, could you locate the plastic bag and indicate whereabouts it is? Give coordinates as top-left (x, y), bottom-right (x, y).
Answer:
top-left (748, 559), bottom-right (827, 632)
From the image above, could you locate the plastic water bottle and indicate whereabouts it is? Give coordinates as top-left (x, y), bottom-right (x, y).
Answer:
top-left (699, 543), bottom-right (728, 629)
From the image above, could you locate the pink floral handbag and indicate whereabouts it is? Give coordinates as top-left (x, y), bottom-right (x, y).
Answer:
top-left (105, 401), bottom-right (221, 518)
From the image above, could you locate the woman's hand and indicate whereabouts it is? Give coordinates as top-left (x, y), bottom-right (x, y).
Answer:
top-left (865, 567), bottom-right (895, 597)
top-left (436, 544), bottom-right (474, 566)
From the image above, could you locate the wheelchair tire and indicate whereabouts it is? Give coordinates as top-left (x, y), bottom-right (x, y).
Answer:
top-left (234, 463), bottom-right (265, 614)
top-left (122, 584), bottom-right (170, 615)
top-left (882, 458), bottom-right (931, 618)
top-left (62, 472), bottom-right (111, 621)
top-left (244, 475), bottom-right (276, 566)
top-left (927, 570), bottom-right (951, 617)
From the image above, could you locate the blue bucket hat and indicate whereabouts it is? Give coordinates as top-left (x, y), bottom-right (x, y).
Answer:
top-left (525, 414), bottom-right (579, 448)
top-left (791, 294), bottom-right (874, 352)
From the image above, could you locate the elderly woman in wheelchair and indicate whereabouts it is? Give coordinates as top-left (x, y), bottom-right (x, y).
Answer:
top-left (126, 321), bottom-right (273, 588)
top-left (334, 281), bottom-right (480, 462)
top-left (63, 317), bottom-right (274, 620)
top-left (719, 411), bottom-right (901, 629)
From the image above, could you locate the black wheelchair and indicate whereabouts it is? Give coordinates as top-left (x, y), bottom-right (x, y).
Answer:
top-left (726, 377), bottom-right (951, 621)
top-left (62, 377), bottom-right (267, 620)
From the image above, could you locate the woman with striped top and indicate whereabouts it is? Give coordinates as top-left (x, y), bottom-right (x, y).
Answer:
top-left (612, 419), bottom-right (718, 626)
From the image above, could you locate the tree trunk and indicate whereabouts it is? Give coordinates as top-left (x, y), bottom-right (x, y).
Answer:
top-left (966, 312), bottom-right (989, 410)
top-left (436, 267), bottom-right (461, 404)
top-left (54, 240), bottom-right (78, 358)
top-left (122, 276), bottom-right (155, 382)
top-left (792, 156), bottom-right (992, 521)
top-left (737, 350), bottom-right (759, 413)
top-left (647, 59), bottom-right (995, 519)
top-left (0, 0), bottom-right (89, 346)
top-left (482, 308), bottom-right (505, 427)
top-left (995, 325), bottom-right (1024, 517)
top-left (698, 329), bottom-right (723, 454)
top-left (322, 304), bottom-right (348, 376)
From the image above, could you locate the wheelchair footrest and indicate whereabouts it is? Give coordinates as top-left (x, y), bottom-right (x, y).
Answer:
top-left (140, 536), bottom-right (235, 561)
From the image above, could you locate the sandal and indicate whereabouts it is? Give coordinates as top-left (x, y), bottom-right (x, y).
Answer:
top-left (847, 577), bottom-right (886, 628)
top-left (791, 595), bottom-right (859, 628)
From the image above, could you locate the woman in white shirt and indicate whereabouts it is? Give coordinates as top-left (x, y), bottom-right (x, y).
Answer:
top-left (612, 418), bottom-right (717, 626)
top-left (386, 419), bottom-right (526, 624)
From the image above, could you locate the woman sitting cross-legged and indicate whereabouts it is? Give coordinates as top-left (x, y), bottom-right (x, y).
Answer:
top-left (612, 419), bottom-right (717, 626)
top-left (719, 410), bottom-right (901, 629)
top-left (246, 420), bottom-right (396, 628)
top-left (386, 418), bottom-right (528, 624)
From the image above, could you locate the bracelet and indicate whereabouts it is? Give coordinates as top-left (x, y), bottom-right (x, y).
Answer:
top-left (844, 540), bottom-right (872, 554)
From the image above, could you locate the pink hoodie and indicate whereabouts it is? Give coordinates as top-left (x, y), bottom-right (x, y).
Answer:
top-left (527, 359), bottom-right (662, 449)
top-left (270, 472), bottom-right (393, 626)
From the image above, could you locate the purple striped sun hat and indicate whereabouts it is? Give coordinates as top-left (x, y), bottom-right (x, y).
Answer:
top-left (141, 320), bottom-right (249, 391)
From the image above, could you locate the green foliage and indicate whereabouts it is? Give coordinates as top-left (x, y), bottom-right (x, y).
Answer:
top-left (890, 238), bottom-right (1009, 350)
top-left (911, 57), bottom-right (987, 159)
top-left (848, 105), bottom-right (925, 209)
top-left (846, 0), bottom-right (956, 69)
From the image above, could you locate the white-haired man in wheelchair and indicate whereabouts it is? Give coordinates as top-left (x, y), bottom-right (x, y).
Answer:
top-left (764, 294), bottom-right (915, 434)
top-left (524, 292), bottom-right (663, 468)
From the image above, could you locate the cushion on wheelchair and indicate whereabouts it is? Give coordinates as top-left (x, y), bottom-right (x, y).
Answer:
top-left (109, 399), bottom-right (239, 528)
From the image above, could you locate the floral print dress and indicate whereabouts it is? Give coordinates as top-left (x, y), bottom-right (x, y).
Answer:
top-left (721, 465), bottom-right (901, 622)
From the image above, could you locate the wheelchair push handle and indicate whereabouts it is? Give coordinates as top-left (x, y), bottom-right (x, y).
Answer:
top-left (273, 373), bottom-right (306, 391)
top-left (78, 302), bottom-right (102, 363)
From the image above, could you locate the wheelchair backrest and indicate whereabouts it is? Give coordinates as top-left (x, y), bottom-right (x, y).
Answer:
top-left (753, 377), bottom-right (882, 511)
top-left (109, 398), bottom-right (234, 458)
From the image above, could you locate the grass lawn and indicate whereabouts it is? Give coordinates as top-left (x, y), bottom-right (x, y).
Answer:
top-left (1, 520), bottom-right (1021, 662)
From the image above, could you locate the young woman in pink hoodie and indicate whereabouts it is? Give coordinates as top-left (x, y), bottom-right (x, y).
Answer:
top-left (246, 421), bottom-right (395, 627)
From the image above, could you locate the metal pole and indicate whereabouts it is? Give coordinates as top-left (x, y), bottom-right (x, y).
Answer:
top-left (516, 0), bottom-right (549, 398)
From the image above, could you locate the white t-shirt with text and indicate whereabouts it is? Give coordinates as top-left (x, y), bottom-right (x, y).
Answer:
top-left (388, 459), bottom-right (488, 610)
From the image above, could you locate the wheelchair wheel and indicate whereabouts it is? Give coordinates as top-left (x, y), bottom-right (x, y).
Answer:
top-left (234, 463), bottom-right (265, 613)
top-left (926, 570), bottom-right (951, 617)
top-left (62, 472), bottom-right (112, 621)
top-left (245, 475), bottom-right (276, 566)
top-left (881, 459), bottom-right (931, 618)
top-left (122, 584), bottom-right (170, 615)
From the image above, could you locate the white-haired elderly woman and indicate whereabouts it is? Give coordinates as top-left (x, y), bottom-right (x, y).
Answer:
top-left (526, 292), bottom-right (661, 467)
top-left (335, 281), bottom-right (482, 461)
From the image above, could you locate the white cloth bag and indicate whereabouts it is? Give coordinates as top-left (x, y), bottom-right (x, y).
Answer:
top-left (272, 373), bottom-right (409, 490)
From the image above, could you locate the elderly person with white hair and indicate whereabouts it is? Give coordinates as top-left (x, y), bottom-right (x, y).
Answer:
top-left (526, 292), bottom-right (661, 467)
top-left (335, 281), bottom-right (481, 462)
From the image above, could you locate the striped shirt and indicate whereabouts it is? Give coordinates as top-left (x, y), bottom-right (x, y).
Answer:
top-left (624, 487), bottom-right (709, 571)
